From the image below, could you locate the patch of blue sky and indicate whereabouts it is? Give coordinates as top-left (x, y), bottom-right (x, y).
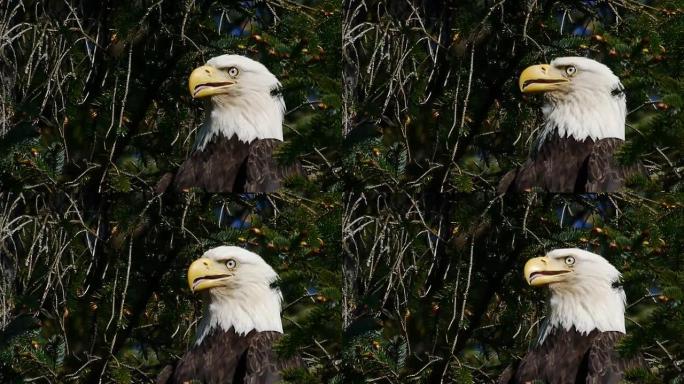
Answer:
top-left (572, 25), bottom-right (593, 37)
top-left (306, 287), bottom-right (318, 296)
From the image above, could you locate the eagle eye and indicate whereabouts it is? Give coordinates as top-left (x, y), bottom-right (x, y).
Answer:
top-left (225, 259), bottom-right (237, 269)
top-left (227, 67), bottom-right (239, 78)
top-left (565, 66), bottom-right (577, 76)
top-left (564, 256), bottom-right (575, 266)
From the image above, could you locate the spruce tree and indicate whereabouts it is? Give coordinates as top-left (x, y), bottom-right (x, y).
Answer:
top-left (0, 1), bottom-right (341, 382)
top-left (342, 0), bottom-right (683, 382)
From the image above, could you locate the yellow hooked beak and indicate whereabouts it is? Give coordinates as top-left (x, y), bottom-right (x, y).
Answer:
top-left (187, 257), bottom-right (232, 292)
top-left (524, 256), bottom-right (571, 286)
top-left (188, 65), bottom-right (236, 99)
top-left (519, 64), bottom-right (569, 93)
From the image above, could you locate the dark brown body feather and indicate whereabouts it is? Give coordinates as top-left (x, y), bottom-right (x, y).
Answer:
top-left (171, 134), bottom-right (303, 193)
top-left (498, 327), bottom-right (645, 384)
top-left (157, 327), bottom-right (303, 384)
top-left (498, 133), bottom-right (643, 193)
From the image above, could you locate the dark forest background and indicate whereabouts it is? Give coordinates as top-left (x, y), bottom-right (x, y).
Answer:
top-left (2, 0), bottom-right (684, 383)
top-left (0, 0), bottom-right (341, 382)
top-left (342, 0), bottom-right (683, 383)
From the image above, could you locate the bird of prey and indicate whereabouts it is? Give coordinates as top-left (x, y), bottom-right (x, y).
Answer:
top-left (498, 248), bottom-right (645, 384)
top-left (159, 55), bottom-right (302, 193)
top-left (157, 246), bottom-right (303, 383)
top-left (498, 57), bottom-right (644, 193)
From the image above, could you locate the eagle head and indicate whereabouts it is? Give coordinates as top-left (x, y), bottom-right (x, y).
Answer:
top-left (187, 55), bottom-right (285, 148)
top-left (523, 248), bottom-right (626, 343)
top-left (518, 57), bottom-right (626, 142)
top-left (187, 246), bottom-right (283, 345)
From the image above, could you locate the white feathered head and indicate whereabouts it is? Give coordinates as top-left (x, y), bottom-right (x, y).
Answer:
top-left (187, 246), bottom-right (283, 345)
top-left (523, 248), bottom-right (626, 343)
top-left (519, 57), bottom-right (626, 142)
top-left (187, 55), bottom-right (285, 147)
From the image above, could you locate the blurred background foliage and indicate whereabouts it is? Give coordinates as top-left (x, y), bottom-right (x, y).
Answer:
top-left (3, 0), bottom-right (684, 382)
top-left (0, 0), bottom-right (341, 382)
top-left (343, 192), bottom-right (683, 383)
top-left (342, 0), bottom-right (683, 382)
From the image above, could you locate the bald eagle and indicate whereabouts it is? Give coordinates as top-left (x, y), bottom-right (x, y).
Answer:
top-left (159, 55), bottom-right (302, 193)
top-left (498, 57), bottom-right (644, 193)
top-left (498, 248), bottom-right (645, 384)
top-left (157, 246), bottom-right (303, 383)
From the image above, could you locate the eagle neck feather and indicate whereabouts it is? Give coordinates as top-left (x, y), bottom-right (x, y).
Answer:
top-left (193, 90), bottom-right (285, 150)
top-left (539, 85), bottom-right (626, 143)
top-left (194, 283), bottom-right (283, 345)
top-left (538, 278), bottom-right (626, 345)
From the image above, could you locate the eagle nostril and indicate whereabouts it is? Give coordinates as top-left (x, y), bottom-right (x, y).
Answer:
top-left (204, 69), bottom-right (210, 74)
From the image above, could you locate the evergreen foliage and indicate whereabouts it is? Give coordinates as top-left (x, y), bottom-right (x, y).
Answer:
top-left (0, 0), bottom-right (341, 382)
top-left (343, 0), bottom-right (683, 382)
top-left (2, 0), bottom-right (684, 382)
